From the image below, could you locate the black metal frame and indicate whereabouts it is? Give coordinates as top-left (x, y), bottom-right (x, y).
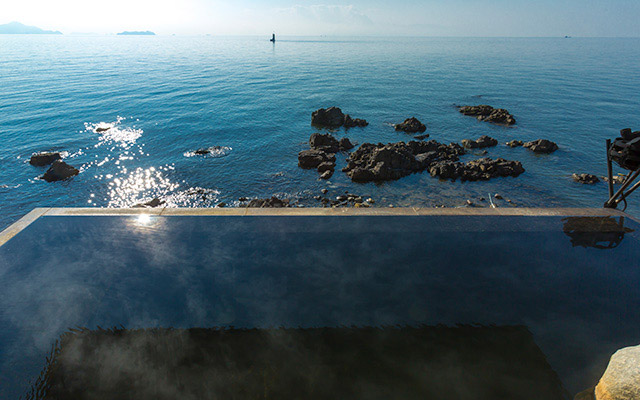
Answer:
top-left (604, 138), bottom-right (640, 209)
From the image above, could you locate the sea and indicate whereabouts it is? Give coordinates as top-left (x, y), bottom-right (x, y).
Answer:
top-left (1, 35), bottom-right (639, 229)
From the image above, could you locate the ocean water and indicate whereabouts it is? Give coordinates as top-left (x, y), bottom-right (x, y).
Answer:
top-left (1, 36), bottom-right (639, 229)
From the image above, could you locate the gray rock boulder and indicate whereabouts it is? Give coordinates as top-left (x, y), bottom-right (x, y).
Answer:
top-left (309, 133), bottom-right (340, 152)
top-left (573, 174), bottom-right (600, 184)
top-left (298, 149), bottom-right (336, 169)
top-left (429, 158), bottom-right (525, 181)
top-left (459, 105), bottom-right (516, 125)
top-left (311, 107), bottom-right (345, 128)
top-left (595, 344), bottom-right (640, 400)
top-left (30, 152), bottom-right (61, 166)
top-left (394, 117), bottom-right (426, 133)
top-left (42, 160), bottom-right (79, 182)
top-left (461, 135), bottom-right (498, 149)
top-left (247, 196), bottom-right (290, 208)
top-left (343, 115), bottom-right (369, 128)
top-left (524, 139), bottom-right (558, 154)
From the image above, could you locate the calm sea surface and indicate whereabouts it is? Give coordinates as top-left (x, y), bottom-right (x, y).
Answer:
top-left (1, 36), bottom-right (639, 228)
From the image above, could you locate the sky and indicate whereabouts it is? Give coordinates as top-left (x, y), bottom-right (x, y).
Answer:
top-left (1, 0), bottom-right (639, 37)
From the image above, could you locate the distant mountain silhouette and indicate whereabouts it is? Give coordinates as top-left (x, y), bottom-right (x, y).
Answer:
top-left (117, 31), bottom-right (155, 36)
top-left (0, 21), bottom-right (62, 34)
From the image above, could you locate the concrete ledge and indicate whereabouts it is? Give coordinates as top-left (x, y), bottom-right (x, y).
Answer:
top-left (0, 208), bottom-right (50, 247)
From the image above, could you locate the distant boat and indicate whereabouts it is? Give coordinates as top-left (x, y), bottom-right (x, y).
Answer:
top-left (270, 33), bottom-right (276, 43)
top-left (564, 35), bottom-right (572, 38)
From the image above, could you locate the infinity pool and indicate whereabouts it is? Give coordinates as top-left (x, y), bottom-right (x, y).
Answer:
top-left (0, 209), bottom-right (638, 399)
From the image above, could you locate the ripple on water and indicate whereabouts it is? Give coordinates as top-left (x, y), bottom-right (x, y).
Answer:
top-left (183, 146), bottom-right (233, 158)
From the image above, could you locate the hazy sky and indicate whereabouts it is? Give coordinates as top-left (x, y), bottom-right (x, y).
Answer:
top-left (2, 0), bottom-right (639, 37)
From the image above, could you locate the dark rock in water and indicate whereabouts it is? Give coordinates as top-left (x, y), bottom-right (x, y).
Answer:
top-left (133, 197), bottom-right (165, 208)
top-left (192, 146), bottom-right (230, 157)
top-left (415, 134), bottom-right (430, 140)
top-left (312, 107), bottom-right (346, 128)
top-left (461, 135), bottom-right (498, 149)
top-left (573, 173), bottom-right (600, 184)
top-left (238, 197), bottom-right (248, 202)
top-left (321, 189), bottom-right (328, 194)
top-left (298, 149), bottom-right (336, 169)
top-left (620, 128), bottom-right (640, 141)
top-left (194, 148), bottom-right (210, 155)
top-left (217, 202), bottom-right (227, 208)
top-left (343, 115), bottom-right (369, 128)
top-left (247, 196), bottom-right (290, 208)
top-left (95, 127), bottom-right (111, 133)
top-left (343, 140), bottom-right (464, 182)
top-left (459, 105), bottom-right (516, 126)
top-left (309, 133), bottom-right (340, 152)
top-left (394, 117), bottom-right (426, 133)
top-left (320, 170), bottom-right (333, 180)
top-left (339, 137), bottom-right (354, 151)
top-left (429, 158), bottom-right (525, 181)
top-left (506, 140), bottom-right (523, 148)
top-left (30, 152), bottom-right (61, 166)
top-left (317, 162), bottom-right (335, 173)
top-left (524, 139), bottom-right (558, 154)
top-left (42, 160), bottom-right (79, 182)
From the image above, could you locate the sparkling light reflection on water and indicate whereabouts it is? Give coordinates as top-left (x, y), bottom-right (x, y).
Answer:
top-left (0, 36), bottom-right (639, 228)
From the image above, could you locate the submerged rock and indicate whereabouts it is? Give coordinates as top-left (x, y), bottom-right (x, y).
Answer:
top-left (429, 158), bottom-right (525, 181)
top-left (459, 105), bottom-right (516, 125)
top-left (133, 197), bottom-right (165, 208)
top-left (573, 173), bottom-right (600, 184)
top-left (320, 170), bottom-right (333, 180)
top-left (191, 146), bottom-right (232, 157)
top-left (42, 160), bottom-right (79, 182)
top-left (342, 140), bottom-right (464, 183)
top-left (595, 345), bottom-right (640, 400)
top-left (415, 134), bottom-right (430, 140)
top-left (394, 117), bottom-right (426, 133)
top-left (461, 135), bottom-right (498, 149)
top-left (247, 196), bottom-right (290, 208)
top-left (524, 139), bottom-right (558, 154)
top-left (506, 140), bottom-right (524, 148)
top-left (95, 126), bottom-right (111, 133)
top-left (30, 152), bottom-right (62, 166)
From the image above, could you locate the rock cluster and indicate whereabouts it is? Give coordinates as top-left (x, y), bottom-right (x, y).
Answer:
top-left (311, 107), bottom-right (368, 129)
top-left (506, 140), bottom-right (523, 148)
top-left (247, 196), bottom-right (290, 208)
top-left (299, 133), bottom-right (353, 179)
top-left (342, 140), bottom-right (465, 182)
top-left (524, 139), bottom-right (558, 154)
top-left (30, 152), bottom-right (61, 166)
top-left (573, 174), bottom-right (600, 184)
top-left (461, 135), bottom-right (498, 149)
top-left (42, 160), bottom-right (79, 182)
top-left (314, 192), bottom-right (375, 208)
top-left (429, 158), bottom-right (525, 181)
top-left (394, 117), bottom-right (426, 133)
top-left (459, 105), bottom-right (516, 125)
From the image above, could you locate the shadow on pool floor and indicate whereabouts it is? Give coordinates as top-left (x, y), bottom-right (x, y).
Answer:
top-left (27, 325), bottom-right (569, 400)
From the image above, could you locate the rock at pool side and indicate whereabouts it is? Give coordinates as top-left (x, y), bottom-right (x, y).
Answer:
top-left (461, 135), bottom-right (498, 149)
top-left (573, 174), bottom-right (600, 184)
top-left (506, 140), bottom-right (524, 148)
top-left (42, 160), bottom-right (79, 182)
top-left (459, 105), bottom-right (516, 126)
top-left (394, 117), bottom-right (426, 133)
top-left (247, 196), bottom-right (290, 208)
top-left (429, 157), bottom-right (525, 181)
top-left (30, 152), bottom-right (61, 166)
top-left (342, 140), bottom-right (465, 183)
top-left (311, 107), bottom-right (368, 129)
top-left (594, 344), bottom-right (640, 400)
top-left (524, 139), bottom-right (558, 154)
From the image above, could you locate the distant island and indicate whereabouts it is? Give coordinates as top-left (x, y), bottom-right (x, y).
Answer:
top-left (0, 22), bottom-right (62, 35)
top-left (117, 31), bottom-right (155, 36)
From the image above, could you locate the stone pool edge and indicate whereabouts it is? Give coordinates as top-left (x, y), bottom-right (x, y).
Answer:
top-left (0, 207), bottom-right (635, 248)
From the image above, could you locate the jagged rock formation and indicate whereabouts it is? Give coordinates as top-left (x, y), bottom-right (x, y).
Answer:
top-left (459, 105), bottom-right (516, 125)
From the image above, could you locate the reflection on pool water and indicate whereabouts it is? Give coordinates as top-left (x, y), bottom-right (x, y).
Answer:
top-left (0, 213), bottom-right (638, 399)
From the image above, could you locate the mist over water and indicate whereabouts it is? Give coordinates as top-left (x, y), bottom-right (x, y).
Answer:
top-left (1, 35), bottom-right (639, 227)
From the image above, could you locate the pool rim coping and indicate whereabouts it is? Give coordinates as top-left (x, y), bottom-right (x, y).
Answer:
top-left (0, 207), bottom-right (636, 248)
